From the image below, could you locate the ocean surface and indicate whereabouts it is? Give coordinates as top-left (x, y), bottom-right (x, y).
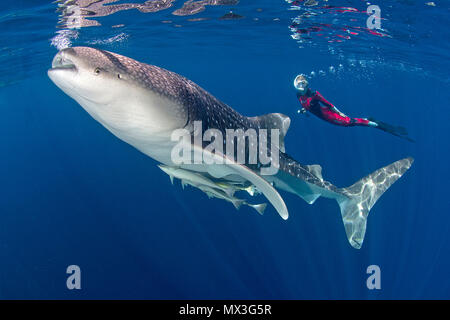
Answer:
top-left (0, 0), bottom-right (449, 299)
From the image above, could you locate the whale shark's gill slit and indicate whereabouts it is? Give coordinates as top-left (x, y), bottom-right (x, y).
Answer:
top-left (182, 107), bottom-right (190, 129)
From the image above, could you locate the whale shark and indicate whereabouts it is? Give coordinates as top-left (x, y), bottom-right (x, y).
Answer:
top-left (48, 46), bottom-right (413, 249)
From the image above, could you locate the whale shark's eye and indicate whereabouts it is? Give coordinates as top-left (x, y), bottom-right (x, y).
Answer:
top-left (117, 74), bottom-right (122, 79)
top-left (94, 67), bottom-right (101, 75)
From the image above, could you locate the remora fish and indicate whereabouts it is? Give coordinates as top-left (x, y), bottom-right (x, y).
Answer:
top-left (158, 164), bottom-right (259, 197)
top-left (196, 185), bottom-right (267, 215)
top-left (48, 47), bottom-right (414, 249)
top-left (157, 164), bottom-right (267, 215)
top-left (158, 164), bottom-right (235, 196)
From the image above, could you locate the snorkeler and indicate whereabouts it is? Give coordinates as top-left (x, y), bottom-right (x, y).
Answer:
top-left (294, 74), bottom-right (413, 141)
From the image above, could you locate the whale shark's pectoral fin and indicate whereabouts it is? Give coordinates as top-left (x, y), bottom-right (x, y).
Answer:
top-left (189, 145), bottom-right (289, 220)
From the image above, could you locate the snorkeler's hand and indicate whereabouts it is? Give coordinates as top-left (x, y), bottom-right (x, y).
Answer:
top-left (300, 108), bottom-right (307, 114)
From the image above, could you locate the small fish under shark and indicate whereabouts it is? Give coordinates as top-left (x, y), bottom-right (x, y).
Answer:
top-left (48, 46), bottom-right (414, 249)
top-left (158, 165), bottom-right (266, 214)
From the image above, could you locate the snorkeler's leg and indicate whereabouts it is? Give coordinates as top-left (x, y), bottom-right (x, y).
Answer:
top-left (349, 117), bottom-right (372, 127)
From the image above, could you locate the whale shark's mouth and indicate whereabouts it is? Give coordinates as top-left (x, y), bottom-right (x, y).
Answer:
top-left (50, 53), bottom-right (76, 72)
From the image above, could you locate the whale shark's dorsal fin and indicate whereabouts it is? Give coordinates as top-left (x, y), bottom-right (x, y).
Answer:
top-left (248, 113), bottom-right (291, 152)
top-left (306, 164), bottom-right (323, 180)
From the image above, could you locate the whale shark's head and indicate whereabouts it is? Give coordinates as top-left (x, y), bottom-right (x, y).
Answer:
top-left (48, 47), bottom-right (189, 139)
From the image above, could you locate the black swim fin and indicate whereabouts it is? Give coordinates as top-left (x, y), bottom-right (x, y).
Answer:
top-left (368, 117), bottom-right (415, 142)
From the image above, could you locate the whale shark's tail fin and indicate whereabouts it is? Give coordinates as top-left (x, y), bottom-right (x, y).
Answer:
top-left (337, 157), bottom-right (414, 249)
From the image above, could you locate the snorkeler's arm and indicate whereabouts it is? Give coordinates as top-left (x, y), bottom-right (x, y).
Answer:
top-left (314, 91), bottom-right (347, 116)
top-left (297, 90), bottom-right (310, 113)
top-left (313, 91), bottom-right (334, 108)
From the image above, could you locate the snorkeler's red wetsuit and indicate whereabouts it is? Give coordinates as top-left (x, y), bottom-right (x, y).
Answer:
top-left (298, 89), bottom-right (370, 127)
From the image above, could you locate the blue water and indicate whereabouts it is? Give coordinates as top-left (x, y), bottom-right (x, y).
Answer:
top-left (1, 0), bottom-right (449, 299)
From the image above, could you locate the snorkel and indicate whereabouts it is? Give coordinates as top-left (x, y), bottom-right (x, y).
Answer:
top-left (294, 74), bottom-right (309, 114)
top-left (294, 74), bottom-right (309, 94)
